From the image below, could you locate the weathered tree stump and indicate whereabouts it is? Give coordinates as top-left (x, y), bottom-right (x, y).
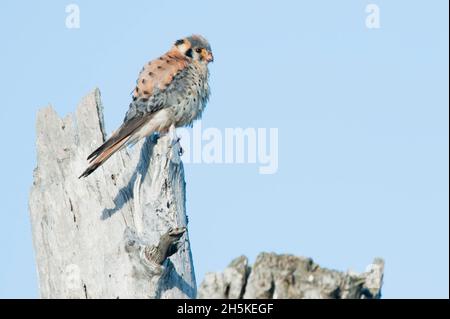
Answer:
top-left (198, 253), bottom-right (384, 299)
top-left (29, 89), bottom-right (196, 299)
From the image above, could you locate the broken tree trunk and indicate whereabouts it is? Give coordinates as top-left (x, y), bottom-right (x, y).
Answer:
top-left (198, 253), bottom-right (384, 299)
top-left (29, 89), bottom-right (196, 299)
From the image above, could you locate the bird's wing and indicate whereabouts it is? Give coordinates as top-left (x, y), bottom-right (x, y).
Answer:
top-left (134, 50), bottom-right (189, 99)
top-left (124, 50), bottom-right (190, 120)
top-left (79, 50), bottom-right (190, 178)
top-left (88, 50), bottom-right (190, 161)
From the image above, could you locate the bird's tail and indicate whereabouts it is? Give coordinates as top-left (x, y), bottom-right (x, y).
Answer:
top-left (79, 136), bottom-right (131, 178)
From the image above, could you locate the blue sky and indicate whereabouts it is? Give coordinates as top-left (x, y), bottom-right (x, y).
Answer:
top-left (0, 1), bottom-right (448, 298)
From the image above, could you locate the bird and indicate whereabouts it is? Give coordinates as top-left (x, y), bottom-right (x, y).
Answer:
top-left (79, 35), bottom-right (213, 178)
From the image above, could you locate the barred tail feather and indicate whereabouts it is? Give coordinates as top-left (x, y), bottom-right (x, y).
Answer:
top-left (79, 112), bottom-right (156, 178)
top-left (79, 136), bottom-right (130, 178)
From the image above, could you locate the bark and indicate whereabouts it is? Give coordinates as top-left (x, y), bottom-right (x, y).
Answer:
top-left (198, 253), bottom-right (384, 299)
top-left (29, 88), bottom-right (196, 299)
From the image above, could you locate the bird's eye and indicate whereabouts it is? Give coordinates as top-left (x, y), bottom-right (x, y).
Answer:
top-left (195, 48), bottom-right (202, 53)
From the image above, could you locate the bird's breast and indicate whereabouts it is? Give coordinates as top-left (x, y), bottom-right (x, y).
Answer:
top-left (170, 65), bottom-right (210, 127)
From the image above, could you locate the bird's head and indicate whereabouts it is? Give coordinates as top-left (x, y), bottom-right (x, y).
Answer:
top-left (174, 34), bottom-right (213, 64)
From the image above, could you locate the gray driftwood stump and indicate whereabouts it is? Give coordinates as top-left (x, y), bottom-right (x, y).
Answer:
top-left (198, 253), bottom-right (384, 299)
top-left (29, 89), bottom-right (196, 299)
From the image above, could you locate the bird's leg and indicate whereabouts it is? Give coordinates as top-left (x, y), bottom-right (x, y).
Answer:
top-left (168, 123), bottom-right (178, 142)
top-left (168, 124), bottom-right (183, 156)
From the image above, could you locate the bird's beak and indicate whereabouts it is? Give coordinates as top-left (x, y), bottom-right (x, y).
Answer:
top-left (202, 49), bottom-right (214, 63)
top-left (207, 52), bottom-right (214, 63)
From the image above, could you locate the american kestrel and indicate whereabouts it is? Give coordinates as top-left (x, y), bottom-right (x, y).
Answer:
top-left (79, 35), bottom-right (213, 178)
